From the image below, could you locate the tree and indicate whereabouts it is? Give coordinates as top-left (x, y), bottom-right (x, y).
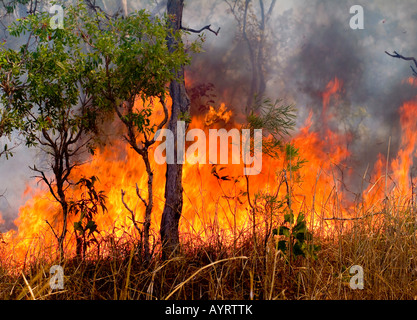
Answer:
top-left (159, 0), bottom-right (189, 259)
top-left (0, 0), bottom-right (48, 159)
top-left (1, 0), bottom-right (194, 261)
top-left (225, 0), bottom-right (276, 108)
top-left (119, 98), bottom-right (169, 263)
top-left (0, 4), bottom-right (102, 260)
top-left (78, 2), bottom-right (192, 262)
top-left (160, 0), bottom-right (219, 259)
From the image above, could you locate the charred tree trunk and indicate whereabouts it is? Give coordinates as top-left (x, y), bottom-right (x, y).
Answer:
top-left (160, 0), bottom-right (190, 259)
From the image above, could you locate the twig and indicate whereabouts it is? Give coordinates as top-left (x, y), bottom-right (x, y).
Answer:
top-left (135, 183), bottom-right (148, 208)
top-left (45, 220), bottom-right (59, 241)
top-left (121, 189), bottom-right (143, 234)
top-left (324, 211), bottom-right (383, 221)
top-left (181, 24), bottom-right (220, 36)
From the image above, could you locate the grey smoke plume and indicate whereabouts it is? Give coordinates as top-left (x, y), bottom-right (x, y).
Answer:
top-left (182, 0), bottom-right (417, 187)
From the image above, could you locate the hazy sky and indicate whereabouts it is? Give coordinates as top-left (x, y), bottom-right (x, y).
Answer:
top-left (1, 0), bottom-right (417, 231)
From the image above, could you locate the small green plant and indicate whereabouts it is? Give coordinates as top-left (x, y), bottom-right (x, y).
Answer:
top-left (70, 176), bottom-right (107, 260)
top-left (273, 212), bottom-right (320, 261)
top-left (284, 143), bottom-right (307, 173)
top-left (179, 110), bottom-right (192, 124)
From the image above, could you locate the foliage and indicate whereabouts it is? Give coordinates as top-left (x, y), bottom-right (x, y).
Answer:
top-left (244, 98), bottom-right (296, 158)
top-left (0, 0), bottom-right (34, 15)
top-left (70, 176), bottom-right (107, 259)
top-left (0, 1), bottom-right (193, 259)
top-left (273, 212), bottom-right (320, 260)
top-left (79, 2), bottom-right (192, 125)
top-left (283, 143), bottom-right (307, 172)
top-left (0, 2), bottom-right (99, 148)
top-left (0, 107), bottom-right (20, 159)
top-left (0, 1), bottom-right (193, 150)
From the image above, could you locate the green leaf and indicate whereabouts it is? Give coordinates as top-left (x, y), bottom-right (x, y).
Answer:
top-left (56, 61), bottom-right (66, 70)
top-left (73, 221), bottom-right (83, 232)
top-left (277, 226), bottom-right (290, 237)
top-left (277, 240), bottom-right (287, 253)
top-left (293, 220), bottom-right (306, 234)
top-left (296, 213), bottom-right (305, 224)
top-left (293, 242), bottom-right (305, 257)
top-left (284, 213), bottom-right (294, 224)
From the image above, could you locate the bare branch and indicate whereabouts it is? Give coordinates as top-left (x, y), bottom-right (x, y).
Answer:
top-left (121, 189), bottom-right (143, 234)
top-left (45, 219), bottom-right (59, 240)
top-left (30, 165), bottom-right (60, 203)
top-left (83, 0), bottom-right (115, 20)
top-left (135, 183), bottom-right (148, 208)
top-left (121, 189), bottom-right (134, 215)
top-left (385, 50), bottom-right (417, 77)
top-left (181, 24), bottom-right (220, 36)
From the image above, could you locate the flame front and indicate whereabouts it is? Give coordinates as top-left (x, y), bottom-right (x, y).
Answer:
top-left (1, 76), bottom-right (417, 269)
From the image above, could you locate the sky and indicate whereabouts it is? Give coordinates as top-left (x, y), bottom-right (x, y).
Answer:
top-left (1, 0), bottom-right (417, 232)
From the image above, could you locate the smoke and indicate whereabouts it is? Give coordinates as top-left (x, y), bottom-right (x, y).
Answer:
top-left (0, 145), bottom-right (38, 232)
top-left (181, 0), bottom-right (417, 186)
top-left (283, 0), bottom-right (417, 183)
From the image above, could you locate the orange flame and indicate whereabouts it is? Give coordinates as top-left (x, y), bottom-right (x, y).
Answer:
top-left (1, 76), bottom-right (417, 270)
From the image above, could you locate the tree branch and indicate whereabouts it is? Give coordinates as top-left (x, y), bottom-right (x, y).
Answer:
top-left (181, 24), bottom-right (220, 36)
top-left (121, 189), bottom-right (143, 234)
top-left (45, 219), bottom-right (59, 241)
top-left (30, 165), bottom-right (60, 203)
top-left (385, 50), bottom-right (417, 77)
top-left (135, 183), bottom-right (148, 208)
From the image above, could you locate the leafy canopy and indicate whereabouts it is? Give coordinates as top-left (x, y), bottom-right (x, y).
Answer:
top-left (0, 1), bottom-right (192, 150)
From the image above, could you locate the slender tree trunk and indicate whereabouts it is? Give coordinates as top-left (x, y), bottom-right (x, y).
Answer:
top-left (160, 0), bottom-right (190, 259)
top-left (242, 0), bottom-right (275, 109)
top-left (57, 197), bottom-right (68, 262)
top-left (121, 0), bottom-right (128, 16)
top-left (243, 0), bottom-right (258, 109)
top-left (143, 152), bottom-right (153, 262)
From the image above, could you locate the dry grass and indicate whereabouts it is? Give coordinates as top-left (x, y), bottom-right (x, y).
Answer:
top-left (1, 196), bottom-right (417, 301)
